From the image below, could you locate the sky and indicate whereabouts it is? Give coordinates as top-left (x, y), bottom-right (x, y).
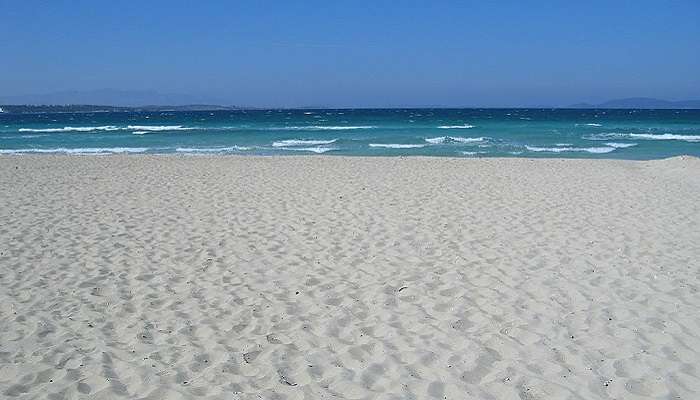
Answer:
top-left (1, 0), bottom-right (699, 107)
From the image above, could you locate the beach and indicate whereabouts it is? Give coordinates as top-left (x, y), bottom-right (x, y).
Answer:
top-left (1, 154), bottom-right (699, 399)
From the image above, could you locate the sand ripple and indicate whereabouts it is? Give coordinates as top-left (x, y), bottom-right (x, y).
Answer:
top-left (1, 155), bottom-right (699, 399)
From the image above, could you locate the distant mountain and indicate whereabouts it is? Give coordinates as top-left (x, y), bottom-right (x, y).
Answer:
top-left (0, 105), bottom-right (130, 114)
top-left (0, 89), bottom-right (235, 107)
top-left (135, 104), bottom-right (241, 111)
top-left (569, 97), bottom-right (700, 109)
top-left (0, 104), bottom-right (241, 114)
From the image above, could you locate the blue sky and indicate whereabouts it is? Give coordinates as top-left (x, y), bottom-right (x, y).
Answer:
top-left (1, 0), bottom-right (699, 107)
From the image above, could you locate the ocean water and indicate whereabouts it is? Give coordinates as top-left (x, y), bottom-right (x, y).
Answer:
top-left (1, 109), bottom-right (699, 159)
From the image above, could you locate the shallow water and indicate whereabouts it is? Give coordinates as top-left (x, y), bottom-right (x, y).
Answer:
top-left (1, 108), bottom-right (699, 159)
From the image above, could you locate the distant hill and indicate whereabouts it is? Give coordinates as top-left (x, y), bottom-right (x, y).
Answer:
top-left (0, 89), bottom-right (235, 107)
top-left (569, 97), bottom-right (700, 109)
top-left (0, 104), bottom-right (241, 114)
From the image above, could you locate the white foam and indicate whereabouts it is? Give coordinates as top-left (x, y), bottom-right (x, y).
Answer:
top-left (272, 139), bottom-right (337, 147)
top-left (278, 126), bottom-right (375, 131)
top-left (628, 133), bottom-right (700, 142)
top-left (555, 143), bottom-right (573, 146)
top-left (425, 136), bottom-right (447, 144)
top-left (0, 147), bottom-right (149, 154)
top-left (586, 132), bottom-right (700, 142)
top-left (369, 143), bottom-right (426, 149)
top-left (18, 126), bottom-right (120, 133)
top-left (126, 125), bottom-right (193, 131)
top-left (425, 136), bottom-right (486, 144)
top-left (1, 134), bottom-right (48, 139)
top-left (450, 136), bottom-right (486, 143)
top-left (18, 125), bottom-right (198, 133)
top-left (280, 146), bottom-right (337, 153)
top-left (175, 146), bottom-right (250, 152)
top-left (604, 142), bottom-right (638, 148)
top-left (461, 151), bottom-right (487, 156)
top-left (525, 145), bottom-right (615, 154)
top-left (437, 124), bottom-right (475, 129)
top-left (585, 123), bottom-right (602, 127)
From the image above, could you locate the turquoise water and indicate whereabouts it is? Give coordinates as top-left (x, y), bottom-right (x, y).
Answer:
top-left (1, 109), bottom-right (699, 159)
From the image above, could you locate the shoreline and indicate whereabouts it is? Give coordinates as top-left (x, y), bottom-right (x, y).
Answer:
top-left (1, 153), bottom-right (699, 160)
top-left (1, 155), bottom-right (699, 399)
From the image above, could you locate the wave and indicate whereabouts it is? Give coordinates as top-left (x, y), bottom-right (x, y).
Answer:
top-left (461, 151), bottom-right (487, 156)
top-left (272, 139), bottom-right (338, 147)
top-left (425, 136), bottom-right (447, 144)
top-left (17, 124), bottom-right (375, 134)
top-left (450, 136), bottom-right (487, 143)
top-left (279, 146), bottom-right (337, 153)
top-left (126, 125), bottom-right (193, 131)
top-left (18, 125), bottom-right (195, 134)
top-left (437, 124), bottom-right (475, 129)
top-left (586, 132), bottom-right (700, 142)
top-left (276, 126), bottom-right (375, 131)
top-left (525, 145), bottom-right (616, 154)
top-left (1, 134), bottom-right (48, 139)
top-left (585, 123), bottom-right (602, 127)
top-left (18, 126), bottom-right (121, 133)
top-left (369, 143), bottom-right (426, 149)
top-left (604, 142), bottom-right (638, 148)
top-left (175, 146), bottom-right (250, 153)
top-left (629, 133), bottom-right (700, 142)
top-left (0, 147), bottom-right (149, 154)
top-left (425, 136), bottom-right (487, 144)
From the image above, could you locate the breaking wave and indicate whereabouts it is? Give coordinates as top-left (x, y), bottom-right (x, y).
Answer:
top-left (279, 146), bottom-right (337, 153)
top-left (272, 139), bottom-right (338, 147)
top-left (369, 143), bottom-right (426, 149)
top-left (175, 146), bottom-right (250, 152)
top-left (0, 147), bottom-right (149, 154)
top-left (437, 124), bottom-right (475, 129)
top-left (525, 145), bottom-right (616, 154)
top-left (425, 136), bottom-right (486, 144)
top-left (586, 132), bottom-right (700, 142)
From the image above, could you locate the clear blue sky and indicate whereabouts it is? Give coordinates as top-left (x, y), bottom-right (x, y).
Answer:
top-left (1, 0), bottom-right (699, 107)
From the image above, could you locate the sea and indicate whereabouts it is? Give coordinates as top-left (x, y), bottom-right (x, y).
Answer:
top-left (1, 108), bottom-right (699, 159)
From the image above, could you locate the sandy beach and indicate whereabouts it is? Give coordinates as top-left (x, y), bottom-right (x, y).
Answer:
top-left (1, 155), bottom-right (699, 400)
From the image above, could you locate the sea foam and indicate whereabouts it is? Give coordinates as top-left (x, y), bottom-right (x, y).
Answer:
top-left (175, 146), bottom-right (250, 152)
top-left (586, 132), bottom-right (700, 142)
top-left (628, 133), bottom-right (700, 142)
top-left (272, 139), bottom-right (337, 147)
top-left (425, 136), bottom-right (486, 144)
top-left (18, 125), bottom-right (196, 133)
top-left (437, 124), bottom-right (475, 129)
top-left (279, 146), bottom-right (337, 153)
top-left (18, 126), bottom-right (121, 133)
top-left (0, 147), bottom-right (149, 154)
top-left (277, 126), bottom-right (375, 131)
top-left (126, 125), bottom-right (193, 131)
top-left (525, 145), bottom-right (616, 154)
top-left (604, 142), bottom-right (638, 148)
top-left (369, 143), bottom-right (426, 149)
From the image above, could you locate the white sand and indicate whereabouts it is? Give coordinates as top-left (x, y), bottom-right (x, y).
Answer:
top-left (1, 155), bottom-right (699, 399)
